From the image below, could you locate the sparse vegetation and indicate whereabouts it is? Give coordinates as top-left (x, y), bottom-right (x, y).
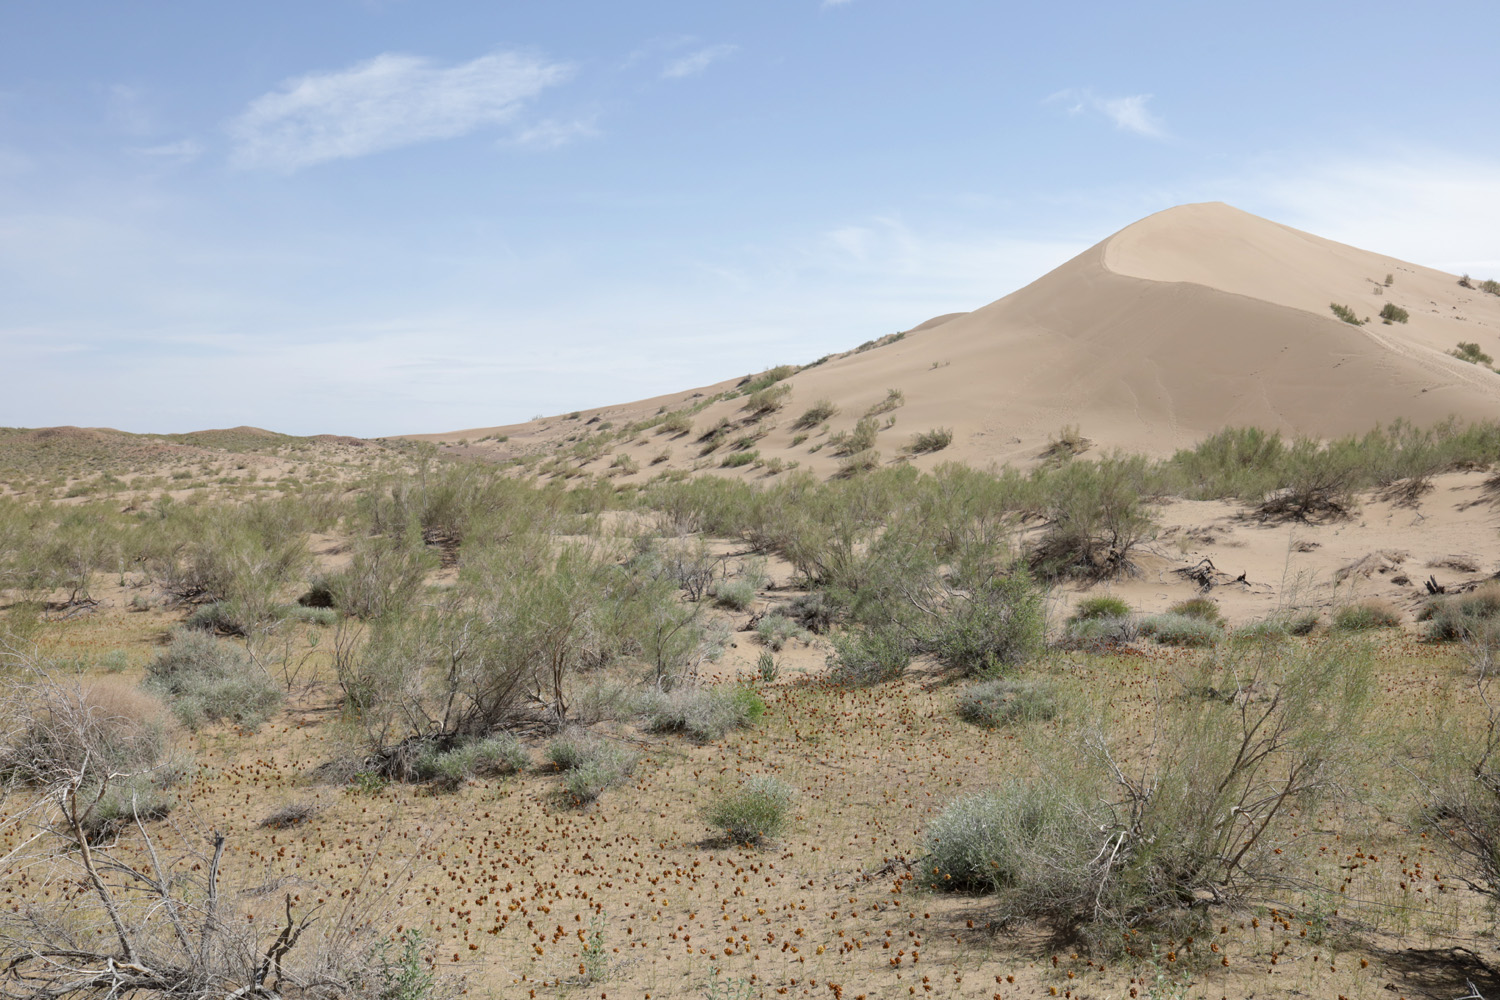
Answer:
top-left (954, 678), bottom-right (1059, 728)
top-left (703, 775), bottom-right (794, 845)
top-left (1330, 302), bottom-right (1365, 325)
top-left (1452, 341), bottom-right (1495, 366)
top-left (792, 399), bottom-right (838, 430)
top-left (1379, 302), bottom-right (1409, 324)
top-left (1332, 598), bottom-right (1402, 631)
top-left (142, 629), bottom-right (283, 730)
top-left (908, 427), bottom-right (953, 453)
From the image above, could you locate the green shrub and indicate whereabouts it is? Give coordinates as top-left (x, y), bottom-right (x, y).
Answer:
top-left (1423, 583), bottom-right (1500, 641)
top-left (546, 729), bottom-right (638, 802)
top-left (755, 613), bottom-right (808, 651)
top-left (703, 775), bottom-right (795, 845)
top-left (720, 450), bottom-right (758, 468)
top-left (1330, 302), bottom-right (1365, 325)
top-left (864, 388), bottom-right (905, 417)
top-left (642, 684), bottom-right (764, 741)
top-left (1069, 595), bottom-right (1131, 622)
top-left (827, 625), bottom-right (912, 685)
top-left (922, 785), bottom-right (1097, 895)
top-left (1332, 599), bottom-right (1402, 631)
top-left (713, 578), bottom-right (757, 610)
top-left (184, 600), bottom-right (252, 636)
top-left (414, 733), bottom-right (528, 787)
top-left (741, 365), bottom-right (798, 394)
top-left (908, 428), bottom-right (953, 454)
top-left (1379, 302), bottom-right (1409, 324)
top-left (657, 411), bottom-right (693, 436)
top-left (792, 400), bottom-right (838, 430)
top-left (1168, 597), bottom-right (1224, 624)
top-left (1139, 612), bottom-right (1223, 647)
top-left (1061, 614), bottom-right (1139, 650)
top-left (1453, 342), bottom-right (1495, 366)
top-left (143, 630), bottom-right (283, 730)
top-left (756, 650), bottom-right (779, 682)
top-left (835, 449), bottom-right (881, 477)
top-left (955, 679), bottom-right (1059, 728)
top-left (924, 571), bottom-right (1046, 675)
top-left (744, 383), bottom-right (791, 416)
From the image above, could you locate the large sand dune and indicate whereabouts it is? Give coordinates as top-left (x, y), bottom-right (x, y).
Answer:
top-left (420, 202), bottom-right (1500, 474)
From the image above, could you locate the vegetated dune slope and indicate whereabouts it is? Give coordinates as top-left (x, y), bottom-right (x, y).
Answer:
top-left (421, 202), bottom-right (1500, 475)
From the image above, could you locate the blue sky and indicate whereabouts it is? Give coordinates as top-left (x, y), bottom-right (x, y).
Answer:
top-left (4, 1), bottom-right (1499, 436)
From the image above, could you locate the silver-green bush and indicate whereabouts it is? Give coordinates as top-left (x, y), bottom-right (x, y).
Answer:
top-left (703, 776), bottom-right (795, 845)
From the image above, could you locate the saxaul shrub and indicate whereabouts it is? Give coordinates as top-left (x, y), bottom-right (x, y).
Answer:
top-left (546, 729), bottom-right (638, 803)
top-left (954, 678), bottom-right (1059, 728)
top-left (641, 684), bottom-right (765, 741)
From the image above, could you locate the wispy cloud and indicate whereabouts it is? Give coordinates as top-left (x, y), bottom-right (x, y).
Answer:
top-left (228, 50), bottom-right (573, 171)
top-left (131, 139), bottom-right (203, 163)
top-left (1046, 88), bottom-right (1166, 139)
top-left (509, 117), bottom-right (598, 150)
top-left (662, 44), bottom-right (737, 80)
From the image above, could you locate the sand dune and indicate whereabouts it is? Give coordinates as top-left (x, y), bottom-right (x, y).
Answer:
top-left (419, 202), bottom-right (1500, 476)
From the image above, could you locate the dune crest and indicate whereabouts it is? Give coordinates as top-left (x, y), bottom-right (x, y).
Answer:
top-left (418, 203), bottom-right (1500, 475)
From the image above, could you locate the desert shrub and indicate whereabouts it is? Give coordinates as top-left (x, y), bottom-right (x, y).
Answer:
top-left (755, 612), bottom-right (808, 651)
top-left (1330, 302), bottom-right (1364, 325)
top-left (835, 449), bottom-right (881, 477)
top-left (143, 630), bottom-right (283, 730)
top-left (827, 625), bottom-right (913, 685)
top-left (260, 800), bottom-right (320, 829)
top-left (326, 531), bottom-right (437, 620)
top-left (923, 571), bottom-right (1046, 675)
top-left (183, 600), bottom-right (255, 636)
top-left (926, 641), bottom-right (1372, 942)
top-left (720, 450), bottom-right (758, 468)
top-left (1030, 455), bottom-right (1155, 579)
top-left (1379, 302), bottom-right (1409, 324)
top-left (792, 400), bottom-right (838, 430)
top-left (1168, 597), bottom-right (1224, 624)
top-left (1453, 342), bottom-right (1495, 366)
top-left (1069, 595), bottom-right (1131, 622)
top-left (1231, 611), bottom-right (1317, 642)
top-left (642, 684), bottom-right (764, 741)
top-left (908, 428), bottom-right (953, 454)
top-left (547, 730), bottom-right (638, 803)
top-left (783, 591), bottom-right (841, 633)
top-left (696, 418), bottom-right (733, 454)
top-left (756, 650), bottom-right (779, 682)
top-left (1332, 599), bottom-right (1402, 631)
top-left (955, 678), bottom-right (1059, 728)
top-left (741, 365), bottom-right (798, 394)
top-left (1139, 612), bottom-right (1223, 647)
top-left (703, 776), bottom-right (795, 845)
top-left (713, 577), bottom-right (757, 610)
top-left (413, 732), bottom-right (529, 788)
top-left (2, 679), bottom-right (169, 787)
top-left (744, 383), bottom-right (791, 416)
top-left (1060, 615), bottom-right (1140, 651)
top-left (864, 388), bottom-right (905, 417)
top-left (278, 604), bottom-right (338, 626)
top-left (657, 411), bottom-right (693, 436)
top-left (831, 417), bottom-right (880, 457)
top-left (1423, 583), bottom-right (1500, 641)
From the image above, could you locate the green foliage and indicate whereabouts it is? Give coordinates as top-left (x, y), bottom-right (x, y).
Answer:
top-left (756, 650), bottom-right (779, 682)
top-left (1332, 599), bottom-right (1402, 631)
top-left (791, 400), bottom-right (837, 430)
top-left (740, 365), bottom-right (798, 395)
top-left (863, 388), bottom-right (905, 417)
top-left (1379, 302), bottom-right (1409, 324)
top-left (1069, 595), bottom-right (1131, 622)
top-left (412, 733), bottom-right (529, 788)
top-left (1329, 302), bottom-right (1365, 325)
top-left (713, 577), bottom-right (757, 610)
top-left (1422, 583), bottom-right (1500, 642)
top-left (642, 684), bottom-right (765, 741)
top-left (1453, 341), bottom-right (1495, 366)
top-left (657, 411), bottom-right (693, 436)
top-left (143, 630), bottom-right (283, 730)
top-left (546, 730), bottom-right (638, 803)
top-left (922, 570), bottom-right (1046, 675)
top-left (754, 612), bottom-right (809, 651)
top-left (908, 428), bottom-right (953, 454)
top-left (743, 383), bottom-right (791, 416)
top-left (1167, 597), bottom-right (1224, 624)
top-left (955, 678), bottom-right (1059, 728)
top-left (719, 450), bottom-right (758, 468)
top-left (703, 775), bottom-right (795, 844)
top-left (374, 930), bottom-right (436, 1000)
top-left (1139, 612), bottom-right (1224, 647)
top-left (830, 416), bottom-right (880, 457)
top-left (1029, 455), bottom-right (1155, 579)
top-left (827, 625), bottom-right (913, 685)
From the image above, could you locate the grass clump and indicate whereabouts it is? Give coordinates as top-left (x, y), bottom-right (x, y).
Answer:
top-left (1453, 342), bottom-right (1495, 366)
top-left (642, 684), bottom-right (765, 741)
top-left (713, 577), bottom-right (757, 611)
top-left (1168, 596), bottom-right (1223, 623)
top-left (1332, 598), bottom-right (1402, 631)
top-left (1330, 302), bottom-right (1365, 325)
top-left (955, 678), bottom-right (1059, 728)
top-left (1139, 612), bottom-right (1224, 647)
top-left (414, 733), bottom-right (529, 788)
top-left (1379, 302), bottom-right (1409, 324)
top-left (546, 729), bottom-right (638, 803)
top-left (863, 388), bottom-right (905, 417)
top-left (720, 450), bottom-right (758, 468)
top-left (744, 383), bottom-right (791, 416)
top-left (827, 625), bottom-right (912, 685)
top-left (1421, 583), bottom-right (1500, 642)
top-left (703, 775), bottom-right (795, 845)
top-left (755, 612), bottom-right (809, 651)
top-left (143, 629), bottom-right (283, 730)
top-left (1069, 595), bottom-right (1131, 622)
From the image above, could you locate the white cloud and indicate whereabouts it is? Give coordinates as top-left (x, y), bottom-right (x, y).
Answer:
top-left (131, 139), bottom-right (203, 163)
top-left (509, 116), bottom-right (598, 150)
top-left (228, 50), bottom-right (573, 171)
top-left (662, 44), bottom-right (737, 80)
top-left (1046, 88), bottom-right (1166, 139)
top-left (823, 0), bottom-right (856, 6)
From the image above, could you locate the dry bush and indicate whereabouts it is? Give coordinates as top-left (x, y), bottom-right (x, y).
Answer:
top-left (2, 677), bottom-right (169, 788)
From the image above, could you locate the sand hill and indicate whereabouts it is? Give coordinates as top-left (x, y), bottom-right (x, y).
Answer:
top-left (418, 202), bottom-right (1500, 475)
